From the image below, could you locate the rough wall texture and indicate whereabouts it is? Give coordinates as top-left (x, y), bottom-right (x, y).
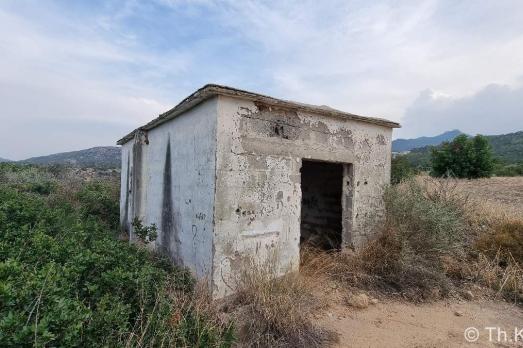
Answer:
top-left (120, 94), bottom-right (393, 298)
top-left (212, 96), bottom-right (392, 297)
top-left (120, 98), bottom-right (218, 279)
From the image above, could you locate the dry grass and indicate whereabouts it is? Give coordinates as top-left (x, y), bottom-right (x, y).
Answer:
top-left (460, 251), bottom-right (523, 303)
top-left (404, 176), bottom-right (523, 303)
top-left (422, 175), bottom-right (523, 221)
top-left (123, 281), bottom-right (234, 348)
top-left (228, 257), bottom-right (337, 348)
top-left (300, 176), bottom-right (523, 304)
top-left (224, 175), bottom-right (523, 346)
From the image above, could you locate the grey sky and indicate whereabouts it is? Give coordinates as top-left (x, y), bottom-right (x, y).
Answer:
top-left (1, 0), bottom-right (523, 159)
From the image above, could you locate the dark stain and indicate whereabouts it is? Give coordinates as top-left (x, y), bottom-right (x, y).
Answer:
top-left (161, 137), bottom-right (182, 264)
top-left (253, 101), bottom-right (270, 112)
top-left (131, 136), bottom-right (143, 219)
top-left (272, 124), bottom-right (290, 139)
top-left (122, 154), bottom-right (131, 234)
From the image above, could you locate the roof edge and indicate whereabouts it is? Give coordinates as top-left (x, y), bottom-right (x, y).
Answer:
top-left (117, 83), bottom-right (401, 145)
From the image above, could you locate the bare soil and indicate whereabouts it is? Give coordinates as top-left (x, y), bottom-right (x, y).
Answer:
top-left (314, 176), bottom-right (523, 347)
top-left (320, 299), bottom-right (523, 347)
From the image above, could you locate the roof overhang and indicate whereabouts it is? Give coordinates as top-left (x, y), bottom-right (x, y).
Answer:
top-left (117, 84), bottom-right (401, 145)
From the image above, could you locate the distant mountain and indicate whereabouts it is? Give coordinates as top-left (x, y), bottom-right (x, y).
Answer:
top-left (0, 157), bottom-right (12, 163)
top-left (392, 129), bottom-right (463, 152)
top-left (401, 130), bottom-right (523, 168)
top-left (21, 146), bottom-right (121, 168)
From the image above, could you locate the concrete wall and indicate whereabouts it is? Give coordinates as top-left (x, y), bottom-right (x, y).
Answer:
top-left (212, 95), bottom-right (392, 297)
top-left (120, 97), bottom-right (218, 279)
top-left (120, 94), bottom-right (393, 298)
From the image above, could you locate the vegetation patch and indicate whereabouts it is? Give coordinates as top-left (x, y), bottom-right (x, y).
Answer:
top-left (395, 131), bottom-right (523, 177)
top-left (476, 220), bottom-right (523, 265)
top-left (228, 257), bottom-right (336, 348)
top-left (0, 164), bottom-right (233, 347)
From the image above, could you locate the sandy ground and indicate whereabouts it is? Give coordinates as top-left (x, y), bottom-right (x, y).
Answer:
top-left (320, 300), bottom-right (523, 348)
top-left (315, 176), bottom-right (523, 347)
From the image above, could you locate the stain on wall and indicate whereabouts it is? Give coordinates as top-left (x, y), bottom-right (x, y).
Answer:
top-left (161, 136), bottom-right (182, 264)
top-left (121, 154), bottom-right (131, 234)
top-left (120, 97), bottom-right (218, 281)
top-left (131, 131), bottom-right (144, 220)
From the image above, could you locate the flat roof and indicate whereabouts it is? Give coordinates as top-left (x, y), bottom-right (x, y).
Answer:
top-left (117, 84), bottom-right (401, 145)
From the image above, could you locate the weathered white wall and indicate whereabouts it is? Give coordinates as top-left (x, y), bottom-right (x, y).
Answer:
top-left (212, 95), bottom-right (392, 297)
top-left (121, 94), bottom-right (393, 298)
top-left (120, 97), bottom-right (218, 279)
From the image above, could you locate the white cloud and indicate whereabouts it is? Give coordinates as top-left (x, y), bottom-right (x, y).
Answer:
top-left (0, 3), bottom-right (187, 159)
top-left (2, 0), bottom-right (523, 158)
top-left (398, 82), bottom-right (523, 138)
top-left (204, 0), bottom-right (523, 125)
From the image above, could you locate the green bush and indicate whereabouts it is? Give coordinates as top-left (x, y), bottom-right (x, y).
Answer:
top-left (494, 162), bottom-right (523, 177)
top-left (77, 181), bottom-right (120, 230)
top-left (363, 178), bottom-right (469, 300)
top-left (391, 155), bottom-right (415, 184)
top-left (431, 134), bottom-right (494, 178)
top-left (385, 180), bottom-right (467, 258)
top-left (132, 217), bottom-right (158, 243)
top-left (0, 165), bottom-right (234, 347)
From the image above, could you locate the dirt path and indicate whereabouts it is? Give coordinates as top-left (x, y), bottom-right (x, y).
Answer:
top-left (320, 300), bottom-right (523, 347)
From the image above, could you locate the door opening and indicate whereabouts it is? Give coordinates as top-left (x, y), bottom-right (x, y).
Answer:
top-left (300, 160), bottom-right (343, 250)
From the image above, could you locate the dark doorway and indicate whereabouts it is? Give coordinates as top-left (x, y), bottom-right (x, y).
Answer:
top-left (300, 160), bottom-right (343, 250)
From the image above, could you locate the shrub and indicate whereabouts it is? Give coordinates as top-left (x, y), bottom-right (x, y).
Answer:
top-left (391, 155), bottom-right (414, 184)
top-left (343, 178), bottom-right (466, 301)
top-left (384, 178), bottom-right (467, 259)
top-left (131, 217), bottom-right (158, 243)
top-left (77, 181), bottom-right (120, 231)
top-left (431, 134), bottom-right (494, 178)
top-left (494, 162), bottom-right (523, 177)
top-left (0, 164), bottom-right (234, 347)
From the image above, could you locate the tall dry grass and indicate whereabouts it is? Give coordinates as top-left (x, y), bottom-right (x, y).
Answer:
top-left (123, 281), bottom-right (234, 348)
top-left (228, 256), bottom-right (337, 348)
top-left (397, 176), bottom-right (523, 303)
top-left (226, 175), bottom-right (523, 347)
top-left (298, 176), bottom-right (523, 303)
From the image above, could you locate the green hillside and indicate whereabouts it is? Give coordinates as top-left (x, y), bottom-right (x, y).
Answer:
top-left (401, 131), bottom-right (523, 174)
top-left (488, 131), bottom-right (523, 163)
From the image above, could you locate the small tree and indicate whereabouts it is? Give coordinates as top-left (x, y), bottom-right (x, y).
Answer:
top-left (470, 135), bottom-right (495, 177)
top-left (431, 134), bottom-right (494, 178)
top-left (391, 155), bottom-right (414, 184)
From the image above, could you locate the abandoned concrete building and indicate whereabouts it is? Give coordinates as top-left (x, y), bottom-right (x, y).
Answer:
top-left (117, 84), bottom-right (400, 297)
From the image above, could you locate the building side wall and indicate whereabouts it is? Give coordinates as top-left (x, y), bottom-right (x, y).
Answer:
top-left (120, 97), bottom-right (218, 279)
top-left (212, 95), bottom-right (392, 297)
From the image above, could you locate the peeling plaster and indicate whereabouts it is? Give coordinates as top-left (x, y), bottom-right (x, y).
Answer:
top-left (119, 92), bottom-right (394, 299)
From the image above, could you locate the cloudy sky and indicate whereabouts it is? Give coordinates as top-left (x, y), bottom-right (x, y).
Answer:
top-left (1, 0), bottom-right (523, 159)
